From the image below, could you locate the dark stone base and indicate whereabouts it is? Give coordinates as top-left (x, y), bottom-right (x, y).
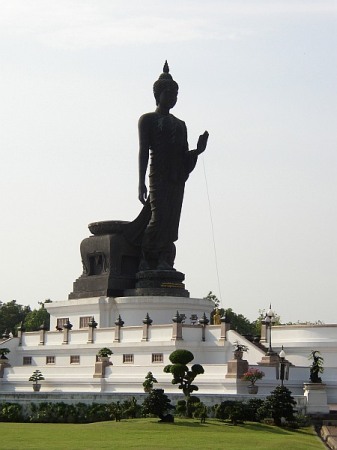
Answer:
top-left (69, 221), bottom-right (189, 299)
top-left (124, 270), bottom-right (189, 297)
top-left (69, 221), bottom-right (141, 299)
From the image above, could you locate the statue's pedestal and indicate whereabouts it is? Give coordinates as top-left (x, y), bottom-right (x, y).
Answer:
top-left (47, 295), bottom-right (214, 328)
top-left (65, 219), bottom-right (211, 327)
top-left (125, 270), bottom-right (189, 298)
top-left (68, 221), bottom-right (189, 300)
top-left (69, 221), bottom-right (140, 299)
top-left (303, 382), bottom-right (329, 415)
top-left (113, 295), bottom-right (212, 325)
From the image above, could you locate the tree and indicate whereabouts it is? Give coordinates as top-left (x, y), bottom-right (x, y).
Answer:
top-left (0, 300), bottom-right (31, 337)
top-left (164, 349), bottom-right (204, 418)
top-left (143, 371), bottom-right (158, 392)
top-left (205, 292), bottom-right (225, 324)
top-left (257, 386), bottom-right (296, 426)
top-left (253, 308), bottom-right (281, 336)
top-left (205, 292), bottom-right (256, 334)
top-left (24, 301), bottom-right (51, 332)
top-left (205, 291), bottom-right (221, 308)
top-left (204, 293), bottom-right (283, 338)
top-left (225, 308), bottom-right (257, 336)
top-left (142, 389), bottom-right (173, 421)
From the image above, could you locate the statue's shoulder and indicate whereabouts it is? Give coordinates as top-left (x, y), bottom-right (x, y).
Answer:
top-left (170, 114), bottom-right (186, 127)
top-left (139, 112), bottom-right (157, 126)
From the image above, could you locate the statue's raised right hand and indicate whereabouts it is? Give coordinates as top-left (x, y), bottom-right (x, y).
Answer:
top-left (138, 183), bottom-right (147, 205)
top-left (196, 131), bottom-right (209, 155)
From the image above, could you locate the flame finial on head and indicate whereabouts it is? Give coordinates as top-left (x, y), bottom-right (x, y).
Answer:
top-left (163, 60), bottom-right (169, 73)
top-left (153, 61), bottom-right (179, 104)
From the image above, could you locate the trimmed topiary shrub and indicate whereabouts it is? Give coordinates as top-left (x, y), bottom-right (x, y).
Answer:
top-left (143, 371), bottom-right (158, 393)
top-left (142, 388), bottom-right (174, 422)
top-left (168, 349), bottom-right (194, 365)
top-left (164, 349), bottom-right (204, 418)
top-left (257, 386), bottom-right (296, 426)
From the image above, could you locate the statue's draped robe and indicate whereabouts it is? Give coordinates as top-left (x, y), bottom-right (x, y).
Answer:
top-left (124, 112), bottom-right (198, 254)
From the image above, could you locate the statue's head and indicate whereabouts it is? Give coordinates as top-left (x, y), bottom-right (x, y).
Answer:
top-left (153, 61), bottom-right (179, 106)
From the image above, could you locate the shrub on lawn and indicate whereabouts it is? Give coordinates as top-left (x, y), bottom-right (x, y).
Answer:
top-left (192, 401), bottom-right (208, 421)
top-left (244, 398), bottom-right (265, 422)
top-left (257, 386), bottom-right (296, 426)
top-left (215, 400), bottom-right (246, 425)
top-left (0, 402), bottom-right (23, 422)
top-left (215, 401), bottom-right (238, 420)
top-left (28, 402), bottom-right (115, 423)
top-left (175, 399), bottom-right (187, 417)
top-left (215, 399), bottom-right (266, 424)
top-left (122, 397), bottom-right (142, 419)
top-left (175, 396), bottom-right (201, 418)
top-left (142, 388), bottom-right (174, 422)
top-left (293, 413), bottom-right (312, 428)
top-left (225, 401), bottom-right (246, 425)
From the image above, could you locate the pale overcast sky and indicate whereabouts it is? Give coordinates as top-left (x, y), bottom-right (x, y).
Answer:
top-left (0, 0), bottom-right (336, 323)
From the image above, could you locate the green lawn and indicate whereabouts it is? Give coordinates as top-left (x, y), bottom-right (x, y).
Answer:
top-left (0, 419), bottom-right (325, 450)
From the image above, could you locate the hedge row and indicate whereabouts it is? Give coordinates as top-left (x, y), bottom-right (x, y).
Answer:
top-left (0, 386), bottom-right (310, 427)
top-left (0, 398), bottom-right (141, 423)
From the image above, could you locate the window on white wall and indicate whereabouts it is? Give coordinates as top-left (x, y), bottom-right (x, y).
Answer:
top-left (123, 354), bottom-right (134, 364)
top-left (79, 316), bottom-right (93, 328)
top-left (70, 355), bottom-right (80, 364)
top-left (56, 318), bottom-right (69, 329)
top-left (152, 353), bottom-right (163, 363)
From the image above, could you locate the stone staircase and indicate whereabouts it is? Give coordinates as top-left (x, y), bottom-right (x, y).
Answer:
top-left (317, 410), bottom-right (337, 449)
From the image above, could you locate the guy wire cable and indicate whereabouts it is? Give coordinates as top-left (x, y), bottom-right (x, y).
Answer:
top-left (201, 155), bottom-right (223, 307)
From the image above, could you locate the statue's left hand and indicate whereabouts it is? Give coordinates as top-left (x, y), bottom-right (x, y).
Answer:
top-left (196, 131), bottom-right (209, 155)
top-left (138, 183), bottom-right (147, 205)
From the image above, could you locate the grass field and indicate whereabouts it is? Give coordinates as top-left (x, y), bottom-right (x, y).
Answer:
top-left (0, 419), bottom-right (325, 450)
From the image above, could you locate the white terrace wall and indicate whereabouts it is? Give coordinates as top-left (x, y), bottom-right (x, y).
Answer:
top-left (272, 324), bottom-right (337, 366)
top-left (3, 322), bottom-right (337, 405)
top-left (1, 324), bottom-right (264, 394)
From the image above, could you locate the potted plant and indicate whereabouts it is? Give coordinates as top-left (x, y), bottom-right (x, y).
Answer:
top-left (0, 348), bottom-right (10, 361)
top-left (309, 350), bottom-right (324, 383)
top-left (242, 367), bottom-right (265, 394)
top-left (303, 350), bottom-right (329, 414)
top-left (29, 369), bottom-right (45, 392)
top-left (97, 347), bottom-right (113, 362)
top-left (233, 341), bottom-right (248, 360)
